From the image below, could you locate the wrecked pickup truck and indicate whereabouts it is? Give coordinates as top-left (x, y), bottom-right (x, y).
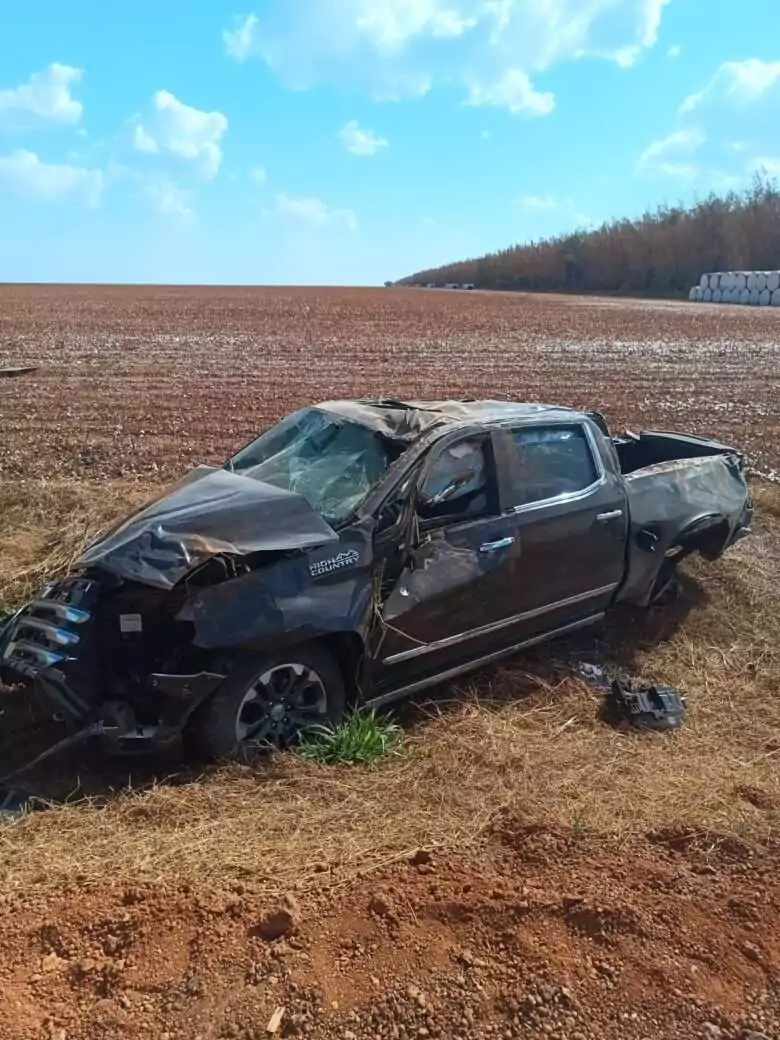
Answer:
top-left (0, 400), bottom-right (752, 761)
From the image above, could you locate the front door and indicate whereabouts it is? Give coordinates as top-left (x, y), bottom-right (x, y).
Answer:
top-left (375, 432), bottom-right (526, 691)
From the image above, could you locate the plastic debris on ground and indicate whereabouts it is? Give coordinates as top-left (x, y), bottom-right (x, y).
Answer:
top-left (608, 679), bottom-right (686, 731)
top-left (576, 662), bottom-right (611, 690)
top-left (577, 662), bottom-right (686, 731)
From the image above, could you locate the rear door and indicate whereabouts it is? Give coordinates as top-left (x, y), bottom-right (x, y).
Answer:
top-left (496, 421), bottom-right (628, 632)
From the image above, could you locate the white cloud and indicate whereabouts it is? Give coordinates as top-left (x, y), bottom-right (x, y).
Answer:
top-left (0, 149), bottom-right (103, 205)
top-left (636, 128), bottom-right (706, 179)
top-left (681, 58), bottom-right (780, 114)
top-left (338, 120), bottom-right (389, 156)
top-left (133, 125), bottom-right (159, 154)
top-left (516, 193), bottom-right (559, 210)
top-left (0, 64), bottom-right (84, 129)
top-left (132, 91), bottom-right (228, 179)
top-left (223, 13), bottom-right (260, 61)
top-left (667, 44), bottom-right (681, 59)
top-left (637, 56), bottom-right (780, 191)
top-left (251, 165), bottom-right (267, 183)
top-left (275, 192), bottom-right (358, 232)
top-left (353, 1), bottom-right (477, 53)
top-left (145, 178), bottom-right (195, 222)
top-left (752, 157), bottom-right (780, 177)
top-left (468, 69), bottom-right (555, 116)
top-left (234, 0), bottom-right (672, 108)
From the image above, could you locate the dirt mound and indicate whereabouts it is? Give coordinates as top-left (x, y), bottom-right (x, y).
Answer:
top-left (1, 830), bottom-right (779, 1040)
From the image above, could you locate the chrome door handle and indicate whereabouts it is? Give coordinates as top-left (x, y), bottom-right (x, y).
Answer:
top-left (479, 536), bottom-right (516, 553)
top-left (597, 510), bottom-right (624, 522)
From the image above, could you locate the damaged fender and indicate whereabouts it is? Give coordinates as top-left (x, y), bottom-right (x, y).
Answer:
top-left (619, 453), bottom-right (751, 605)
top-left (176, 522), bottom-right (376, 651)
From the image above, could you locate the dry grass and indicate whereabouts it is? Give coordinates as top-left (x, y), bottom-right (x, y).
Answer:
top-left (0, 480), bottom-right (779, 894)
top-left (0, 478), bottom-right (160, 607)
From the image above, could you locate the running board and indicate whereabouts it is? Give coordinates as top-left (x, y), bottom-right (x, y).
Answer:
top-left (364, 613), bottom-right (604, 710)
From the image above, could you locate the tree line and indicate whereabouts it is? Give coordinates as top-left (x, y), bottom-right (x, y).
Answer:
top-left (401, 175), bottom-right (780, 297)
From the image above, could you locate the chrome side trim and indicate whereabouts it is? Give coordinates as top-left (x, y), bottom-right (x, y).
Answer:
top-left (382, 583), bottom-right (617, 666)
top-left (368, 614), bottom-right (604, 709)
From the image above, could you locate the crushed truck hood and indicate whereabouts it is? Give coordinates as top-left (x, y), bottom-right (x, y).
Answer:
top-left (77, 466), bottom-right (339, 590)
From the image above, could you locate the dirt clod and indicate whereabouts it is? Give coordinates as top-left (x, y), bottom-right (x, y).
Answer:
top-left (256, 908), bottom-right (297, 942)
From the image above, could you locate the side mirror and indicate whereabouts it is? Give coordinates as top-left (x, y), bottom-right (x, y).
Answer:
top-left (377, 499), bottom-right (403, 532)
top-left (418, 469), bottom-right (478, 508)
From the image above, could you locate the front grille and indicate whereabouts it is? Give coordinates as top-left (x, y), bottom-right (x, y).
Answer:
top-left (1, 577), bottom-right (96, 678)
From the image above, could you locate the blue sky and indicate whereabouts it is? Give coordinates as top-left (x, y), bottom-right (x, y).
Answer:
top-left (0, 0), bottom-right (779, 284)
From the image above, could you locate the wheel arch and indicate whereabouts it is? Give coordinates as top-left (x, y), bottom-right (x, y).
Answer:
top-left (668, 512), bottom-right (732, 561)
top-left (221, 629), bottom-right (370, 710)
top-left (318, 631), bottom-right (369, 708)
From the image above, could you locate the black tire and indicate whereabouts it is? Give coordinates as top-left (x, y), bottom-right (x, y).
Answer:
top-left (647, 559), bottom-right (682, 607)
top-left (184, 643), bottom-right (345, 762)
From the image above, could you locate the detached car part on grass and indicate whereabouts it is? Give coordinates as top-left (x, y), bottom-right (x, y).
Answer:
top-left (0, 399), bottom-right (752, 763)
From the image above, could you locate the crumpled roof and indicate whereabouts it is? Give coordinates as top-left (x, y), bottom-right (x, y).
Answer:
top-left (318, 399), bottom-right (579, 443)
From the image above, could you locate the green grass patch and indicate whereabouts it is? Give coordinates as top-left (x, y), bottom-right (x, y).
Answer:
top-left (297, 709), bottom-right (403, 766)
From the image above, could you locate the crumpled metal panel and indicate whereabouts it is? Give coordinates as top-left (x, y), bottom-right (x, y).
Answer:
top-left (318, 399), bottom-right (580, 443)
top-left (77, 466), bottom-right (338, 591)
top-left (176, 523), bottom-right (375, 649)
top-left (382, 538), bottom-right (488, 621)
top-left (619, 453), bottom-right (750, 605)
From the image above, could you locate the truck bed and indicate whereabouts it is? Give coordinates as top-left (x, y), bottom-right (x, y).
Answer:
top-left (613, 430), bottom-right (740, 475)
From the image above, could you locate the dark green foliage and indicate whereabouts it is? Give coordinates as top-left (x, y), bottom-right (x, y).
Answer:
top-left (296, 708), bottom-right (403, 765)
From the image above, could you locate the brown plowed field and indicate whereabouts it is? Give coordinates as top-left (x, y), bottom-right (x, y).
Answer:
top-left (0, 285), bottom-right (778, 479)
top-left (1, 285), bottom-right (780, 1040)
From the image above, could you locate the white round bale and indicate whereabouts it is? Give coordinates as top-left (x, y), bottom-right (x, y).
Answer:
top-left (722, 272), bottom-right (735, 291)
top-left (755, 272), bottom-right (768, 292)
top-left (772, 288), bottom-right (780, 306)
top-left (749, 288), bottom-right (761, 304)
top-left (703, 287), bottom-right (712, 302)
top-left (688, 287), bottom-right (697, 301)
top-left (712, 288), bottom-right (723, 302)
top-left (740, 288), bottom-right (750, 304)
top-left (735, 272), bottom-right (748, 290)
top-left (711, 273), bottom-right (723, 290)
top-left (767, 271), bottom-right (780, 293)
top-left (700, 273), bottom-right (709, 289)
top-left (759, 288), bottom-right (771, 306)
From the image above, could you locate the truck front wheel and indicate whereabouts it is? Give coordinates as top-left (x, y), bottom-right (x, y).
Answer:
top-left (184, 643), bottom-right (346, 762)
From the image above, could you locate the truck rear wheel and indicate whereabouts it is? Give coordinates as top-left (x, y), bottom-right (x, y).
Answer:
top-left (184, 643), bottom-right (346, 762)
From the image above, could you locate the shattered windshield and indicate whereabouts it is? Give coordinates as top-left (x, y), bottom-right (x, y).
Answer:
top-left (225, 407), bottom-right (392, 526)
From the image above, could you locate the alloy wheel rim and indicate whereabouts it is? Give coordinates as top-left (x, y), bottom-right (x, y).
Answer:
top-left (235, 663), bottom-right (328, 747)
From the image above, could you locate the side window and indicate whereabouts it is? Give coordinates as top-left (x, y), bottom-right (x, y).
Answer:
top-left (418, 437), bottom-right (491, 525)
top-left (508, 425), bottom-right (599, 508)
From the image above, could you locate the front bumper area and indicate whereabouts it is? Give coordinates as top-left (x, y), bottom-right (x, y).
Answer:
top-left (1, 577), bottom-right (99, 724)
top-left (1, 578), bottom-right (226, 752)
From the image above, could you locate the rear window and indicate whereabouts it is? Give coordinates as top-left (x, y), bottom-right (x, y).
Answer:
top-left (508, 425), bottom-right (599, 507)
